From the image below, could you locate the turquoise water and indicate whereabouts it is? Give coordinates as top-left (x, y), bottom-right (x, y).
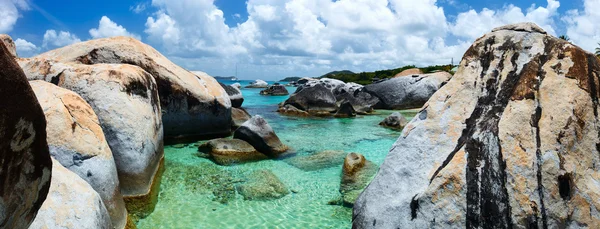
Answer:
top-left (136, 80), bottom-right (417, 229)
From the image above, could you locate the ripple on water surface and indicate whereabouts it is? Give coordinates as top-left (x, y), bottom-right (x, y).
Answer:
top-left (137, 82), bottom-right (417, 229)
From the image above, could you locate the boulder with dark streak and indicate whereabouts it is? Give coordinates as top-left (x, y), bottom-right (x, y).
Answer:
top-left (364, 71), bottom-right (451, 110)
top-left (220, 82), bottom-right (244, 108)
top-left (0, 41), bottom-right (52, 229)
top-left (353, 22), bottom-right (600, 228)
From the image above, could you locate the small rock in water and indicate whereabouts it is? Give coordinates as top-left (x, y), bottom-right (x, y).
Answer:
top-left (284, 150), bottom-right (347, 171)
top-left (236, 170), bottom-right (289, 201)
top-left (198, 138), bottom-right (268, 166)
top-left (379, 112), bottom-right (409, 130)
top-left (340, 153), bottom-right (378, 207)
top-left (260, 85), bottom-right (289, 96)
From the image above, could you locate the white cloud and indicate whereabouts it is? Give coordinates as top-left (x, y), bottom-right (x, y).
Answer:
top-left (14, 38), bottom-right (39, 57)
top-left (451, 0), bottom-right (561, 41)
top-left (130, 3), bottom-right (147, 14)
top-left (42, 30), bottom-right (81, 48)
top-left (564, 0), bottom-right (600, 52)
top-left (89, 16), bottom-right (141, 40)
top-left (0, 0), bottom-right (30, 33)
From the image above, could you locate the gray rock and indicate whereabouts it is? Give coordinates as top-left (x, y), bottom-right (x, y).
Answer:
top-left (233, 115), bottom-right (288, 157)
top-left (198, 138), bottom-right (268, 165)
top-left (334, 101), bottom-right (357, 118)
top-left (245, 79), bottom-right (268, 88)
top-left (364, 72), bottom-right (452, 110)
top-left (335, 89), bottom-right (380, 114)
top-left (236, 170), bottom-right (289, 201)
top-left (0, 41), bottom-right (52, 229)
top-left (353, 22), bottom-right (600, 228)
top-left (219, 82), bottom-right (244, 108)
top-left (379, 112), bottom-right (409, 130)
top-left (284, 150), bottom-right (347, 171)
top-left (260, 85), bottom-right (289, 96)
top-left (283, 84), bottom-right (337, 115)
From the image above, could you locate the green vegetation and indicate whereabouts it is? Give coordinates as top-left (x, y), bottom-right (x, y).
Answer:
top-left (319, 65), bottom-right (455, 85)
top-left (559, 35), bottom-right (570, 41)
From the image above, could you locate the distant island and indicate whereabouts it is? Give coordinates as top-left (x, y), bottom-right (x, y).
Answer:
top-left (317, 65), bottom-right (454, 85)
top-left (319, 70), bottom-right (355, 78)
top-left (279, 77), bottom-right (302, 82)
top-left (214, 76), bottom-right (238, 81)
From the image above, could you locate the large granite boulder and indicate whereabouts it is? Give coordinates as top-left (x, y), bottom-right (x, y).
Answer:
top-left (0, 34), bottom-right (16, 57)
top-left (0, 42), bottom-right (52, 229)
top-left (233, 115), bottom-right (288, 157)
top-left (260, 85), bottom-right (289, 96)
top-left (29, 158), bottom-right (112, 229)
top-left (353, 23), bottom-right (600, 228)
top-left (198, 138), bottom-right (268, 166)
top-left (245, 79), bottom-right (268, 88)
top-left (365, 71), bottom-right (452, 110)
top-left (236, 170), bottom-right (289, 201)
top-left (379, 112), bottom-right (409, 130)
top-left (220, 82), bottom-right (244, 108)
top-left (30, 81), bottom-right (128, 228)
top-left (19, 36), bottom-right (231, 140)
top-left (282, 84), bottom-right (337, 116)
top-left (394, 68), bottom-right (423, 78)
top-left (340, 153), bottom-right (377, 207)
top-left (19, 59), bottom-right (164, 216)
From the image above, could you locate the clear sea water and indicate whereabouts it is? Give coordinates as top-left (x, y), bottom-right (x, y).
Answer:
top-left (136, 80), bottom-right (418, 229)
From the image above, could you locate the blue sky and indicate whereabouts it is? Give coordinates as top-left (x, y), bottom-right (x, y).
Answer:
top-left (3, 0), bottom-right (599, 80)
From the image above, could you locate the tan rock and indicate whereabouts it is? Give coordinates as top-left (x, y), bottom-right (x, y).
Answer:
top-left (231, 107), bottom-right (251, 129)
top-left (30, 81), bottom-right (128, 229)
top-left (0, 40), bottom-right (51, 229)
top-left (198, 138), bottom-right (268, 165)
top-left (394, 68), bottom-right (423, 78)
top-left (340, 153), bottom-right (377, 206)
top-left (18, 58), bottom-right (164, 215)
top-left (25, 36), bottom-right (231, 140)
top-left (353, 22), bottom-right (600, 228)
top-left (29, 158), bottom-right (112, 229)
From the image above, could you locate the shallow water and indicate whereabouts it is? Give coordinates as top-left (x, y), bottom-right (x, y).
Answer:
top-left (136, 80), bottom-right (417, 229)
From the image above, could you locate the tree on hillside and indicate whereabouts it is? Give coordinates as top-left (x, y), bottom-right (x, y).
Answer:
top-left (559, 35), bottom-right (570, 41)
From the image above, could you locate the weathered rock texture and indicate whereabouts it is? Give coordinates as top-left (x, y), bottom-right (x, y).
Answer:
top-left (0, 41), bottom-right (51, 229)
top-left (20, 36), bottom-right (231, 140)
top-left (0, 34), bottom-right (16, 57)
top-left (353, 22), bottom-right (600, 228)
top-left (29, 81), bottom-right (127, 228)
top-left (231, 107), bottom-right (252, 129)
top-left (260, 85), bottom-right (289, 96)
top-left (365, 71), bottom-right (452, 110)
top-left (281, 84), bottom-right (338, 116)
top-left (29, 159), bottom-right (112, 229)
top-left (19, 59), bottom-right (164, 211)
top-left (198, 138), bottom-right (268, 165)
top-left (233, 115), bottom-right (288, 157)
top-left (236, 170), bottom-right (289, 201)
top-left (379, 112), bottom-right (409, 130)
top-left (335, 101), bottom-right (357, 118)
top-left (220, 82), bottom-right (244, 108)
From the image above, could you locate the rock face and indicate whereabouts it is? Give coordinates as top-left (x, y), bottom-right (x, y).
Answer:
top-left (284, 150), bottom-right (347, 171)
top-left (335, 101), bottom-right (357, 118)
top-left (335, 90), bottom-right (380, 114)
top-left (282, 84), bottom-right (338, 115)
top-left (231, 107), bottom-right (252, 129)
top-left (353, 23), bottom-right (600, 228)
top-left (340, 153), bottom-right (377, 207)
top-left (220, 82), bottom-right (244, 108)
top-left (0, 34), bottom-right (16, 57)
top-left (365, 71), bottom-right (452, 110)
top-left (198, 138), bottom-right (268, 165)
top-left (0, 42), bottom-right (52, 229)
top-left (233, 115), bottom-right (288, 157)
top-left (246, 79), bottom-right (268, 88)
top-left (379, 112), bottom-right (409, 130)
top-left (20, 36), bottom-right (231, 140)
top-left (277, 104), bottom-right (310, 117)
top-left (29, 81), bottom-right (127, 228)
top-left (231, 83), bottom-right (241, 89)
top-left (260, 85), bottom-right (289, 96)
top-left (236, 170), bottom-right (289, 201)
top-left (19, 59), bottom-right (164, 211)
top-left (394, 68), bottom-right (423, 78)
top-left (29, 159), bottom-right (112, 229)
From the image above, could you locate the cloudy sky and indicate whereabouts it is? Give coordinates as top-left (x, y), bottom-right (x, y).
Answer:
top-left (3, 0), bottom-right (599, 80)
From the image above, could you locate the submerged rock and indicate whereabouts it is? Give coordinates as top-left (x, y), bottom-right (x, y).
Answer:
top-left (277, 104), bottom-right (310, 117)
top-left (284, 150), bottom-right (347, 171)
top-left (220, 82), bottom-right (244, 108)
top-left (0, 41), bottom-right (52, 229)
top-left (19, 36), bottom-right (231, 140)
top-left (30, 81), bottom-right (128, 229)
top-left (379, 112), bottom-right (409, 130)
top-left (260, 85), bottom-right (289, 96)
top-left (365, 71), bottom-right (452, 110)
top-left (394, 68), bottom-right (423, 78)
top-left (19, 59), bottom-right (164, 216)
top-left (245, 79), bottom-right (268, 88)
top-left (30, 158), bottom-right (112, 229)
top-left (236, 170), bottom-right (289, 201)
top-left (231, 107), bottom-right (252, 129)
top-left (198, 138), bottom-right (268, 166)
top-left (353, 22), bottom-right (600, 228)
top-left (334, 101), bottom-right (357, 118)
top-left (340, 153), bottom-right (377, 207)
top-left (233, 115), bottom-right (288, 157)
